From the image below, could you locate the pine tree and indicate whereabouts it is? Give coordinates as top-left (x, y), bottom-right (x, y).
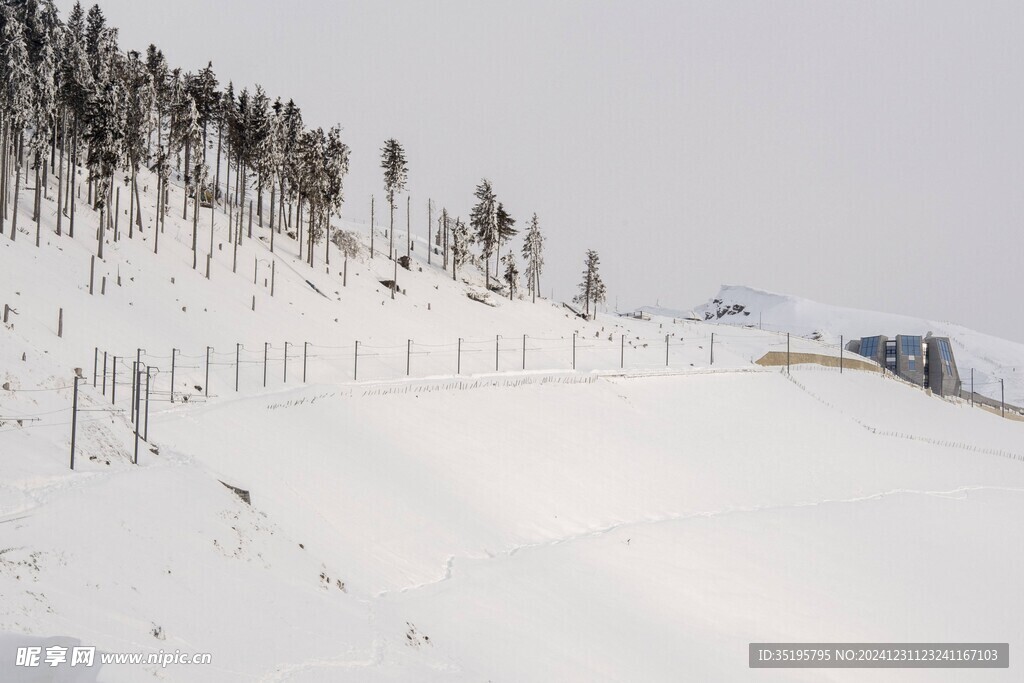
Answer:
top-left (451, 216), bottom-right (471, 281)
top-left (521, 212), bottom-right (545, 302)
top-left (469, 178), bottom-right (498, 286)
top-left (502, 253), bottom-right (519, 300)
top-left (380, 138), bottom-right (407, 260)
top-left (494, 201), bottom-right (517, 278)
top-left (573, 249), bottom-right (606, 319)
top-left (2, 10), bottom-right (33, 242)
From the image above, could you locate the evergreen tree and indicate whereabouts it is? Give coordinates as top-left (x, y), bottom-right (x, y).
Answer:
top-left (573, 249), bottom-right (606, 319)
top-left (521, 212), bottom-right (545, 302)
top-left (469, 178), bottom-right (498, 286)
top-left (2, 9), bottom-right (33, 241)
top-left (502, 253), bottom-right (519, 300)
top-left (380, 138), bottom-right (407, 260)
top-left (451, 216), bottom-right (471, 281)
top-left (494, 201), bottom-right (517, 276)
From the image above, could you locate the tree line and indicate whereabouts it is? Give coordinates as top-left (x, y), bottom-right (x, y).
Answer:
top-left (0, 1), bottom-right (605, 316)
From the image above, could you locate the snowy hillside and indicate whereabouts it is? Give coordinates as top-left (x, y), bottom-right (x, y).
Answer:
top-left (683, 284), bottom-right (1024, 407)
top-left (2, 125), bottom-right (1024, 682)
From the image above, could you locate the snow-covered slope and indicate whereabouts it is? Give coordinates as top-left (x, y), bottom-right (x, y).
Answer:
top-left (3, 164), bottom-right (1024, 682)
top-left (685, 284), bottom-right (1024, 406)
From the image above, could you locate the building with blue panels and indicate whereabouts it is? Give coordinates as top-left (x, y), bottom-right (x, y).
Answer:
top-left (846, 334), bottom-right (960, 396)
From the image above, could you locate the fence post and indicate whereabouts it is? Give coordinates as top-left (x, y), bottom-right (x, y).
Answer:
top-left (284, 342), bottom-right (289, 383)
top-left (70, 375), bottom-right (80, 470)
top-left (144, 367), bottom-right (152, 441)
top-left (495, 335), bottom-right (499, 372)
top-left (205, 347), bottom-right (211, 397)
top-left (93, 347), bottom-right (98, 387)
top-left (407, 339), bottom-right (412, 376)
top-left (457, 338), bottom-right (462, 375)
top-left (271, 261), bottom-right (275, 296)
top-left (353, 341), bottom-right (359, 381)
top-left (89, 255), bottom-right (95, 295)
top-left (304, 342), bottom-right (309, 382)
top-left (133, 369), bottom-right (142, 464)
top-left (58, 307), bottom-right (63, 337)
top-left (235, 343), bottom-right (240, 392)
top-left (263, 342), bottom-right (269, 387)
top-left (111, 356), bottom-right (117, 405)
top-left (102, 351), bottom-right (108, 395)
top-left (170, 348), bottom-right (177, 403)
top-left (572, 333), bottom-right (576, 370)
top-left (665, 334), bottom-right (669, 367)
top-left (620, 334), bottom-right (625, 369)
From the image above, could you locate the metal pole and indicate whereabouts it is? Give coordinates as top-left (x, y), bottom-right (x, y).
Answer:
top-left (271, 261), bottom-right (275, 296)
top-left (303, 342), bottom-right (309, 382)
top-left (284, 342), bottom-right (289, 382)
top-left (205, 347), bottom-right (210, 397)
top-left (522, 334), bottom-right (526, 370)
top-left (457, 338), bottom-right (462, 375)
top-left (665, 334), bottom-right (669, 367)
top-left (254, 255), bottom-right (258, 284)
top-left (102, 351), bottom-right (108, 395)
top-left (111, 356), bottom-right (117, 405)
top-left (263, 342), bottom-right (268, 387)
top-left (93, 347), bottom-right (98, 386)
top-left (70, 376), bottom-right (80, 470)
top-left (133, 369), bottom-right (142, 464)
top-left (132, 348), bottom-right (141, 421)
top-left (620, 334), bottom-right (624, 369)
top-left (572, 333), bottom-right (576, 370)
top-left (235, 343), bottom-right (240, 392)
top-left (170, 348), bottom-right (176, 403)
top-left (144, 367), bottom-right (151, 441)
top-left (353, 341), bottom-right (358, 381)
top-left (407, 339), bottom-right (411, 376)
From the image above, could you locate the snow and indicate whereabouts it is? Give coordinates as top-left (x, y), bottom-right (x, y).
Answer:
top-left (2, 163), bottom-right (1024, 681)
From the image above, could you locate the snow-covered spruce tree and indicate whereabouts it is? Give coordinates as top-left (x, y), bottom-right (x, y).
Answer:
top-left (502, 252), bottom-right (519, 300)
top-left (118, 50), bottom-right (154, 238)
top-left (56, 1), bottom-right (92, 239)
top-left (450, 216), bottom-right (471, 281)
top-left (247, 85), bottom-right (272, 229)
top-left (521, 212), bottom-right (544, 302)
top-left (185, 61), bottom-right (218, 219)
top-left (80, 25), bottom-right (125, 260)
top-left (2, 8), bottom-right (33, 242)
top-left (573, 249), bottom-right (606, 319)
top-left (321, 124), bottom-right (350, 266)
top-left (380, 138), bottom-right (407, 261)
top-left (494, 201), bottom-right (517, 280)
top-left (278, 98), bottom-right (303, 241)
top-left (22, 0), bottom-right (59, 239)
top-left (469, 178), bottom-right (498, 287)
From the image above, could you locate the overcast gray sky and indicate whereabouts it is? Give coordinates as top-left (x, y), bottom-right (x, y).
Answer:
top-left (58, 0), bottom-right (1024, 342)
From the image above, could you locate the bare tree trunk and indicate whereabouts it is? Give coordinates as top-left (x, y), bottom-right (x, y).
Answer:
top-left (69, 119), bottom-right (78, 238)
top-left (192, 184), bottom-right (199, 269)
top-left (10, 132), bottom-right (23, 242)
top-left (182, 137), bottom-right (190, 220)
top-left (56, 112), bottom-right (65, 236)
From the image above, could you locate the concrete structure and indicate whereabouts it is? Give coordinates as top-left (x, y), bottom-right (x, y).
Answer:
top-left (847, 334), bottom-right (961, 396)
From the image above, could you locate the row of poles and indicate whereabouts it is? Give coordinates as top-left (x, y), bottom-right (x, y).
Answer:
top-left (88, 333), bottom-right (722, 401)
